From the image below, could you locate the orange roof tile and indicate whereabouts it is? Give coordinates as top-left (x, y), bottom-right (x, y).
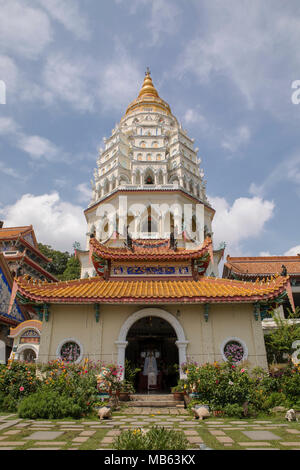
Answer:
top-left (90, 236), bottom-right (213, 261)
top-left (0, 226), bottom-right (33, 239)
top-left (14, 274), bottom-right (290, 304)
top-left (224, 255), bottom-right (300, 277)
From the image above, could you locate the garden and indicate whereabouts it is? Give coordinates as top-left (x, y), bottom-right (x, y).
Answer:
top-left (0, 308), bottom-right (299, 423)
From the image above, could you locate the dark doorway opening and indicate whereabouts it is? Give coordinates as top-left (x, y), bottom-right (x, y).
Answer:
top-left (125, 316), bottom-right (179, 393)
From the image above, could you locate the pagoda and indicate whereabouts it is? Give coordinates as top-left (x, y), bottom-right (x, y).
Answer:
top-left (8, 72), bottom-right (294, 385)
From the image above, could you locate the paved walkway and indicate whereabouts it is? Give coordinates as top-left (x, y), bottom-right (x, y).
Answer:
top-left (0, 410), bottom-right (299, 450)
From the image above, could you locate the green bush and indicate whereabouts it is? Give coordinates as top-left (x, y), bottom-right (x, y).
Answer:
top-left (262, 392), bottom-right (287, 410)
top-left (280, 368), bottom-right (300, 403)
top-left (0, 390), bottom-right (5, 411)
top-left (18, 390), bottom-right (82, 419)
top-left (113, 426), bottom-right (189, 450)
top-left (223, 404), bottom-right (244, 417)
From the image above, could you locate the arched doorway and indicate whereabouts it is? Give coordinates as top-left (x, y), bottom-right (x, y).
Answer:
top-left (115, 308), bottom-right (189, 385)
top-left (126, 316), bottom-right (179, 392)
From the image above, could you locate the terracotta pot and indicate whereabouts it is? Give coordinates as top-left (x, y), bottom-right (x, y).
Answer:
top-left (173, 392), bottom-right (184, 401)
top-left (119, 392), bottom-right (130, 401)
top-left (213, 410), bottom-right (224, 417)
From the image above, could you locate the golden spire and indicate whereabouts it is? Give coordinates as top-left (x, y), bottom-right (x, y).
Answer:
top-left (124, 68), bottom-right (172, 116)
top-left (138, 68), bottom-right (159, 98)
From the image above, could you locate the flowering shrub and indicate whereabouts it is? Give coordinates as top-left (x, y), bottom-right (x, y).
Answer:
top-left (182, 360), bottom-right (300, 414)
top-left (0, 359), bottom-right (123, 416)
top-left (0, 361), bottom-right (40, 411)
top-left (182, 361), bottom-right (256, 411)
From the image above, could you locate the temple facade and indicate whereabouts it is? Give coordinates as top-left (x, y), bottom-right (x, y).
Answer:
top-left (0, 224), bottom-right (57, 282)
top-left (0, 224), bottom-right (56, 363)
top-left (8, 72), bottom-right (294, 389)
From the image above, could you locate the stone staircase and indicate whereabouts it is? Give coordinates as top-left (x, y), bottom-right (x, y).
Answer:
top-left (128, 394), bottom-right (185, 408)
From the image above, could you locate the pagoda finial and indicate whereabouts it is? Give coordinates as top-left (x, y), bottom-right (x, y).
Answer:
top-left (138, 68), bottom-right (158, 98)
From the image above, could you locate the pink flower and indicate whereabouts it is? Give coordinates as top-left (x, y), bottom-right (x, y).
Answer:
top-left (19, 386), bottom-right (24, 392)
top-left (241, 369), bottom-right (245, 373)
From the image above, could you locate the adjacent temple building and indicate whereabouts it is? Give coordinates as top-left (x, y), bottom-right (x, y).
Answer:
top-left (0, 224), bottom-right (56, 363)
top-left (7, 71), bottom-right (295, 389)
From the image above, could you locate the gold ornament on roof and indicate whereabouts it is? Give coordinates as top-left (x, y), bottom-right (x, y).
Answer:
top-left (124, 68), bottom-right (172, 116)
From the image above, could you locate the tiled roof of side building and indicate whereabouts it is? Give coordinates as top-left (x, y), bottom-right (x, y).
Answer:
top-left (224, 255), bottom-right (300, 277)
top-left (0, 225), bottom-right (34, 239)
top-left (13, 274), bottom-right (291, 304)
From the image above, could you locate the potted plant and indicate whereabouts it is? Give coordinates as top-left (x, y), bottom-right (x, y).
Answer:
top-left (119, 381), bottom-right (135, 401)
top-left (171, 385), bottom-right (184, 401)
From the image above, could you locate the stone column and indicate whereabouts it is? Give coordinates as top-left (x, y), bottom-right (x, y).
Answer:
top-left (175, 340), bottom-right (189, 379)
top-left (0, 340), bottom-right (5, 364)
top-left (115, 341), bottom-right (128, 380)
top-left (37, 315), bottom-right (54, 364)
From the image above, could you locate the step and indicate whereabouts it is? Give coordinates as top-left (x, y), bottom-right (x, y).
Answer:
top-left (131, 394), bottom-right (177, 401)
top-left (128, 401), bottom-right (184, 407)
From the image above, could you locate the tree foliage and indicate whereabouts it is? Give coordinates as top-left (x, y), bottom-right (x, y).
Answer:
top-left (38, 242), bottom-right (81, 281)
top-left (264, 307), bottom-right (300, 364)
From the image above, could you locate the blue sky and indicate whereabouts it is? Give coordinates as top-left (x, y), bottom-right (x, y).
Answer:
top-left (0, 0), bottom-right (299, 258)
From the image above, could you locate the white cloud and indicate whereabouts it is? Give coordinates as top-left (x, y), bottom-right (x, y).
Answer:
top-left (147, 0), bottom-right (181, 45)
top-left (0, 117), bottom-right (19, 136)
top-left (221, 125), bottom-right (251, 153)
top-left (43, 53), bottom-right (95, 112)
top-left (0, 56), bottom-right (19, 99)
top-left (0, 192), bottom-right (86, 252)
top-left (97, 46), bottom-right (141, 112)
top-left (284, 245), bottom-right (300, 256)
top-left (115, 0), bottom-right (180, 44)
top-left (210, 195), bottom-right (275, 255)
top-left (36, 0), bottom-right (90, 39)
top-left (182, 109), bottom-right (208, 131)
top-left (0, 0), bottom-right (52, 59)
top-left (176, 1), bottom-right (300, 115)
top-left (0, 162), bottom-right (24, 181)
top-left (250, 153), bottom-right (300, 197)
top-left (0, 117), bottom-right (64, 162)
top-left (76, 183), bottom-right (91, 204)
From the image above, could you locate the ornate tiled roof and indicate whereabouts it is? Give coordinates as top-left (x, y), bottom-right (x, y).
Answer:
top-left (90, 236), bottom-right (213, 261)
top-left (224, 255), bottom-right (300, 278)
top-left (12, 273), bottom-right (290, 305)
top-left (9, 319), bottom-right (42, 338)
top-left (0, 226), bottom-right (34, 240)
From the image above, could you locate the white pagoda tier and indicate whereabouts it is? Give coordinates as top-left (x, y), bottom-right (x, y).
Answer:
top-left (78, 70), bottom-right (224, 278)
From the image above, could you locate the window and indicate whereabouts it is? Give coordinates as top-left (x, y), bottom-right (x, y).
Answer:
top-left (221, 338), bottom-right (248, 363)
top-left (141, 216), bottom-right (158, 233)
top-left (59, 340), bottom-right (82, 363)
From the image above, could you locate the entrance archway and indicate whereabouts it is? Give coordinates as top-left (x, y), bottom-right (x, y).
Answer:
top-left (126, 316), bottom-right (179, 392)
top-left (115, 308), bottom-right (188, 382)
